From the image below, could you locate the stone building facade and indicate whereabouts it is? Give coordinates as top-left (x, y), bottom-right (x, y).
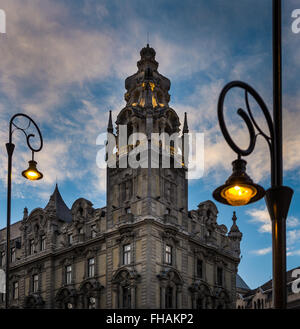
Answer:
top-left (0, 45), bottom-right (242, 309)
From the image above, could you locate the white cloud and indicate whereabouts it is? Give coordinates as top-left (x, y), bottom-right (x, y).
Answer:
top-left (247, 207), bottom-right (300, 237)
top-left (250, 246), bottom-right (272, 256)
top-left (287, 250), bottom-right (300, 257)
top-left (287, 230), bottom-right (300, 246)
top-left (247, 207), bottom-right (272, 233)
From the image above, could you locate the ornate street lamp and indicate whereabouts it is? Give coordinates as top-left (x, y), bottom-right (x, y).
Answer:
top-left (5, 113), bottom-right (43, 308)
top-left (213, 0), bottom-right (293, 309)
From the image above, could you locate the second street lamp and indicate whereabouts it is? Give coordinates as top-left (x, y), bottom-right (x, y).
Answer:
top-left (5, 113), bottom-right (43, 309)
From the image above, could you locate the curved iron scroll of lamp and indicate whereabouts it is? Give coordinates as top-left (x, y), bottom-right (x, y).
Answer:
top-left (5, 113), bottom-right (43, 309)
top-left (212, 80), bottom-right (293, 309)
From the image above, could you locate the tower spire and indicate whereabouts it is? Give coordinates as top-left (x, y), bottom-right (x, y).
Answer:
top-left (183, 112), bottom-right (189, 133)
top-left (107, 110), bottom-right (113, 133)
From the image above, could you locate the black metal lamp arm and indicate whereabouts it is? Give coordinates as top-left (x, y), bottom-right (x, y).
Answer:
top-left (217, 80), bottom-right (276, 186)
top-left (8, 113), bottom-right (43, 153)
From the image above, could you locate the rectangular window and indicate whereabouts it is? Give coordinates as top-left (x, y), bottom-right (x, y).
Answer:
top-left (0, 251), bottom-right (5, 267)
top-left (11, 247), bottom-right (16, 263)
top-left (66, 265), bottom-right (72, 284)
top-left (197, 259), bottom-right (203, 278)
top-left (123, 244), bottom-right (131, 265)
top-left (217, 267), bottom-right (223, 286)
top-left (68, 234), bottom-right (73, 246)
top-left (91, 225), bottom-right (97, 238)
top-left (165, 245), bottom-right (172, 265)
top-left (88, 258), bottom-right (95, 278)
top-left (30, 239), bottom-right (35, 255)
top-left (33, 274), bottom-right (39, 293)
top-left (40, 235), bottom-right (46, 251)
top-left (13, 281), bottom-right (19, 300)
top-left (125, 207), bottom-right (131, 214)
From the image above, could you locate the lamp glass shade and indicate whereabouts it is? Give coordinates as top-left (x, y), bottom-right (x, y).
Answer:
top-left (22, 160), bottom-right (43, 180)
top-left (220, 183), bottom-right (257, 206)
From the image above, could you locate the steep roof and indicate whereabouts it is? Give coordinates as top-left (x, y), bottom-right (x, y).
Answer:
top-left (44, 184), bottom-right (72, 222)
top-left (236, 274), bottom-right (251, 291)
top-left (0, 221), bottom-right (22, 243)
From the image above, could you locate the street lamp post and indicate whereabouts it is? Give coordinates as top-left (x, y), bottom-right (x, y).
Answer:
top-left (212, 0), bottom-right (293, 309)
top-left (5, 113), bottom-right (43, 309)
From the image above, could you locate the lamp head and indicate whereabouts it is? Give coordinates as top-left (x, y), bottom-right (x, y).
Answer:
top-left (22, 160), bottom-right (43, 181)
top-left (213, 158), bottom-right (265, 206)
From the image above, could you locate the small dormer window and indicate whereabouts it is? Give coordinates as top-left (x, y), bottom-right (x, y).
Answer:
top-left (29, 239), bottom-right (35, 255)
top-left (11, 247), bottom-right (16, 263)
top-left (78, 206), bottom-right (84, 217)
top-left (40, 235), bottom-right (46, 251)
top-left (91, 224), bottom-right (97, 238)
top-left (68, 234), bottom-right (73, 246)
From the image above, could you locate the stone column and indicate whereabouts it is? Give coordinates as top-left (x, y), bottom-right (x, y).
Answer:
top-left (160, 282), bottom-right (167, 309)
top-left (192, 293), bottom-right (197, 309)
top-left (176, 285), bottom-right (182, 309)
top-left (130, 283), bottom-right (136, 309)
top-left (112, 284), bottom-right (118, 309)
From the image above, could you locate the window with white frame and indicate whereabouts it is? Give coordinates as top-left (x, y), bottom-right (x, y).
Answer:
top-left (13, 281), bottom-right (19, 299)
top-left (65, 265), bottom-right (72, 284)
top-left (29, 239), bottom-right (35, 255)
top-left (11, 247), bottom-right (16, 263)
top-left (123, 244), bottom-right (131, 265)
top-left (68, 234), bottom-right (73, 246)
top-left (40, 235), bottom-right (46, 251)
top-left (91, 225), bottom-right (97, 238)
top-left (165, 245), bottom-right (172, 265)
top-left (0, 251), bottom-right (5, 267)
top-left (88, 258), bottom-right (95, 278)
top-left (33, 274), bottom-right (39, 293)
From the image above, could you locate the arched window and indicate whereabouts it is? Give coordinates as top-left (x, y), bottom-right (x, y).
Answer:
top-left (122, 286), bottom-right (131, 309)
top-left (112, 269), bottom-right (140, 309)
top-left (197, 298), bottom-right (203, 310)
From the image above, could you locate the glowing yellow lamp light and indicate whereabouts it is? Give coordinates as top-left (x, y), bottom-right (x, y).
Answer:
top-left (22, 160), bottom-right (43, 181)
top-left (213, 158), bottom-right (265, 206)
top-left (221, 184), bottom-right (257, 206)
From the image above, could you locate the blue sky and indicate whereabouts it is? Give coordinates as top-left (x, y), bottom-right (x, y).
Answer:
top-left (0, 0), bottom-right (299, 289)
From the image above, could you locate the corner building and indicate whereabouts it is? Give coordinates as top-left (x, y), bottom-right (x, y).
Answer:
top-left (0, 45), bottom-right (242, 309)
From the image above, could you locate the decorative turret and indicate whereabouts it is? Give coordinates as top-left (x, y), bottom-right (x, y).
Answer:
top-left (107, 110), bottom-right (113, 133)
top-left (23, 207), bottom-right (28, 221)
top-left (228, 211), bottom-right (243, 257)
top-left (124, 44), bottom-right (171, 110)
top-left (183, 112), bottom-right (189, 133)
